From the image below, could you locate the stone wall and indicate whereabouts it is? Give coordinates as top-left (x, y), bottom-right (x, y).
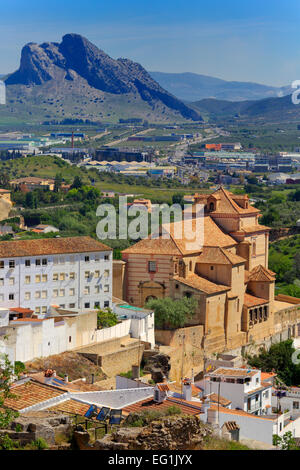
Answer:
top-left (155, 325), bottom-right (204, 381)
top-left (74, 415), bottom-right (213, 450)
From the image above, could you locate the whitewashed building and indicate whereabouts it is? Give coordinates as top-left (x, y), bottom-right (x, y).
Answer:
top-left (0, 236), bottom-right (112, 315)
top-left (199, 367), bottom-right (272, 415)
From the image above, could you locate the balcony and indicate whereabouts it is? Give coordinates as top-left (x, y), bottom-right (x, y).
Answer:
top-left (247, 402), bottom-right (261, 413)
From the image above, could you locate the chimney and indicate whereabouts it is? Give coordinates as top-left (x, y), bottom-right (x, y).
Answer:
top-left (182, 377), bottom-right (192, 401)
top-left (64, 374), bottom-right (69, 383)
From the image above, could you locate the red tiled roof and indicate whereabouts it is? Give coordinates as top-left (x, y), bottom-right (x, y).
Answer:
top-left (156, 383), bottom-right (170, 392)
top-left (174, 273), bottom-right (230, 295)
top-left (0, 236), bottom-right (112, 258)
top-left (122, 216), bottom-right (237, 256)
top-left (10, 308), bottom-right (34, 314)
top-left (249, 265), bottom-right (276, 282)
top-left (197, 247), bottom-right (245, 265)
top-left (244, 293), bottom-right (268, 308)
top-left (122, 397), bottom-right (203, 416)
top-left (4, 381), bottom-right (65, 410)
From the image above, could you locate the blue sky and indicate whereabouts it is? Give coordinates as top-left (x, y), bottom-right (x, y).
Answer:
top-left (1, 0), bottom-right (300, 85)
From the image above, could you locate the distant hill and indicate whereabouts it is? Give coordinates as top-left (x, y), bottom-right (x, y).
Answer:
top-left (191, 94), bottom-right (300, 123)
top-left (149, 71), bottom-right (291, 102)
top-left (0, 34), bottom-right (201, 123)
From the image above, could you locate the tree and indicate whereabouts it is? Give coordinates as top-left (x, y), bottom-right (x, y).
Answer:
top-left (145, 296), bottom-right (197, 329)
top-left (54, 173), bottom-right (63, 192)
top-left (0, 354), bottom-right (19, 432)
top-left (273, 431), bottom-right (298, 450)
top-left (71, 175), bottom-right (83, 189)
top-left (97, 308), bottom-right (119, 329)
top-left (247, 340), bottom-right (300, 386)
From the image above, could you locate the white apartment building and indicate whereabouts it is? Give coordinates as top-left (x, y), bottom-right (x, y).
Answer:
top-left (0, 236), bottom-right (112, 315)
top-left (199, 367), bottom-right (272, 416)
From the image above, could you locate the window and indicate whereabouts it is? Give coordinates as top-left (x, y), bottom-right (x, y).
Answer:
top-left (9, 260), bottom-right (15, 269)
top-left (59, 273), bottom-right (65, 281)
top-left (85, 256), bottom-right (90, 262)
top-left (9, 277), bottom-right (14, 286)
top-left (69, 272), bottom-right (75, 280)
top-left (35, 291), bottom-right (41, 299)
top-left (104, 301), bottom-right (109, 308)
top-left (148, 261), bottom-right (156, 272)
top-left (94, 270), bottom-right (100, 278)
top-left (104, 254), bottom-right (110, 261)
top-left (53, 289), bottom-right (58, 298)
top-left (104, 285), bottom-right (109, 293)
top-left (95, 286), bottom-right (100, 294)
top-left (104, 269), bottom-right (109, 278)
top-left (85, 271), bottom-right (90, 279)
top-left (42, 274), bottom-right (47, 283)
top-left (293, 401), bottom-right (299, 410)
top-left (53, 257), bottom-right (59, 265)
top-left (35, 259), bottom-right (41, 266)
top-left (252, 239), bottom-right (257, 257)
top-left (59, 289), bottom-right (65, 297)
top-left (41, 291), bottom-right (47, 299)
top-left (84, 286), bottom-right (90, 295)
top-left (69, 256), bottom-right (75, 264)
top-left (42, 259), bottom-right (47, 266)
top-left (25, 292), bottom-right (31, 300)
top-left (53, 273), bottom-right (58, 281)
top-left (0, 261), bottom-right (4, 269)
top-left (84, 302), bottom-right (90, 308)
top-left (0, 278), bottom-right (3, 286)
top-left (69, 304), bottom-right (75, 309)
top-left (35, 275), bottom-right (41, 283)
top-left (69, 288), bottom-right (75, 296)
top-left (59, 257), bottom-right (65, 264)
top-left (9, 293), bottom-right (14, 300)
top-left (25, 259), bottom-right (31, 267)
top-left (69, 336), bottom-right (72, 343)
top-left (210, 266), bottom-right (214, 271)
top-left (25, 275), bottom-right (31, 284)
top-left (94, 302), bottom-right (100, 308)
top-left (35, 307), bottom-right (41, 314)
top-left (95, 256), bottom-right (100, 262)
top-left (189, 261), bottom-right (192, 271)
top-left (42, 306), bottom-right (47, 314)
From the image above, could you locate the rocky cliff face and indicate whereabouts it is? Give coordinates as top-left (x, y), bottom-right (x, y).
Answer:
top-left (5, 34), bottom-right (201, 122)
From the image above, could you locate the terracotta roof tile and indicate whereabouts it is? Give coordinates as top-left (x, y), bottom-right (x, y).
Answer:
top-left (47, 399), bottom-right (91, 416)
top-left (209, 404), bottom-right (277, 421)
top-left (156, 383), bottom-right (170, 392)
top-left (249, 265), bottom-right (276, 282)
top-left (244, 293), bottom-right (269, 308)
top-left (197, 247), bottom-right (245, 265)
top-left (207, 393), bottom-right (232, 407)
top-left (0, 236), bottom-right (112, 258)
top-left (4, 381), bottom-right (65, 411)
top-left (122, 216), bottom-right (237, 256)
top-left (210, 368), bottom-right (257, 378)
top-left (174, 273), bottom-right (230, 294)
top-left (122, 397), bottom-right (203, 416)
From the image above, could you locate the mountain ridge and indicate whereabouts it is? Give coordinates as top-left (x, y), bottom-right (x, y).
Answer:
top-left (2, 34), bottom-right (202, 123)
top-left (149, 71), bottom-right (291, 102)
